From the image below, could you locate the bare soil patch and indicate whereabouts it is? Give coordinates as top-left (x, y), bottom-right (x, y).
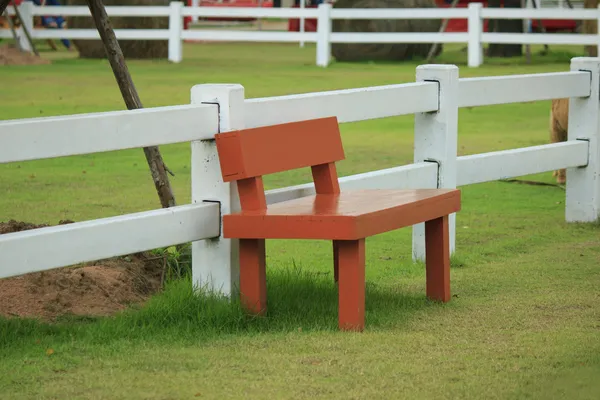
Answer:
top-left (0, 44), bottom-right (51, 66)
top-left (0, 220), bottom-right (164, 322)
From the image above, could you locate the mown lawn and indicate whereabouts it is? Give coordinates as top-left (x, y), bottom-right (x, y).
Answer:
top-left (1, 42), bottom-right (599, 399)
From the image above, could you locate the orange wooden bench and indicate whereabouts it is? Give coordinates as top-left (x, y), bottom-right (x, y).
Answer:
top-left (214, 116), bottom-right (461, 331)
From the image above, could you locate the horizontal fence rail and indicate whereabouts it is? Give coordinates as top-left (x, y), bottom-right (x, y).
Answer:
top-left (0, 203), bottom-right (220, 280)
top-left (458, 71), bottom-right (591, 107)
top-left (457, 141), bottom-right (590, 186)
top-left (0, 104), bottom-right (219, 164)
top-left (244, 82), bottom-right (439, 128)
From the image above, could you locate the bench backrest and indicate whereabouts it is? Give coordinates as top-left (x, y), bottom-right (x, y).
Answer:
top-left (215, 117), bottom-right (345, 211)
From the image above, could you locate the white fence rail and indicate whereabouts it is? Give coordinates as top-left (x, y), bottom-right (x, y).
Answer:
top-left (1, 58), bottom-right (599, 298)
top-left (2, 2), bottom-right (600, 67)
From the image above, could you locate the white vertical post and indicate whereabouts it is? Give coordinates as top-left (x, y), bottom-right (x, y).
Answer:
top-left (566, 57), bottom-right (600, 223)
top-left (192, 0), bottom-right (200, 23)
top-left (412, 65), bottom-right (459, 262)
top-left (17, 1), bottom-right (34, 53)
top-left (300, 0), bottom-right (305, 48)
top-left (467, 2), bottom-right (483, 68)
top-left (168, 1), bottom-right (184, 63)
top-left (316, 3), bottom-right (332, 67)
top-left (596, 5), bottom-right (600, 57)
top-left (190, 84), bottom-right (245, 297)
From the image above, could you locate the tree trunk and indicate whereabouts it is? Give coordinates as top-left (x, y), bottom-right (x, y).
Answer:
top-left (487, 0), bottom-right (523, 57)
top-left (0, 0), bottom-right (10, 16)
top-left (583, 0), bottom-right (598, 57)
top-left (86, 0), bottom-right (176, 209)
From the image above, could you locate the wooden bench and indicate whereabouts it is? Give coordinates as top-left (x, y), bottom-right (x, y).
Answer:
top-left (214, 116), bottom-right (461, 331)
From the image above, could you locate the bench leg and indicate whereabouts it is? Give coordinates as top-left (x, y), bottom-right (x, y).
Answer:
top-left (337, 239), bottom-right (365, 331)
top-left (239, 238), bottom-right (267, 315)
top-left (333, 241), bottom-right (339, 283)
top-left (425, 215), bottom-right (451, 302)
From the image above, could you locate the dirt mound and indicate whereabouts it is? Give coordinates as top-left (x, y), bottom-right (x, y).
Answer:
top-left (0, 44), bottom-right (51, 66)
top-left (0, 220), bottom-right (164, 322)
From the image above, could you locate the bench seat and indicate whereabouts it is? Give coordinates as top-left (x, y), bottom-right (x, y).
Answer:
top-left (224, 189), bottom-right (460, 240)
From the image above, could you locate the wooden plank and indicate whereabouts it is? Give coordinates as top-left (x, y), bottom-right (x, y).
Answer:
top-left (183, 6), bottom-right (319, 18)
top-left (0, 203), bottom-right (220, 280)
top-left (31, 29), bottom-right (169, 40)
top-left (456, 141), bottom-right (589, 186)
top-left (244, 82), bottom-right (438, 128)
top-left (0, 104), bottom-right (218, 164)
top-left (458, 71), bottom-right (590, 108)
top-left (30, 5), bottom-right (171, 17)
top-left (181, 30), bottom-right (317, 43)
top-left (266, 162), bottom-right (438, 204)
top-left (330, 8), bottom-right (470, 19)
top-left (481, 8), bottom-right (598, 20)
top-left (331, 32), bottom-right (468, 44)
top-left (482, 33), bottom-right (598, 46)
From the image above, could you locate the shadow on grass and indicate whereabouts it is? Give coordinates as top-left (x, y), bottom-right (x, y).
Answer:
top-left (0, 265), bottom-right (449, 351)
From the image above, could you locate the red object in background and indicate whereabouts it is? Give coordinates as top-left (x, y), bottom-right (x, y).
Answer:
top-left (184, 0), bottom-right (274, 30)
top-left (286, 0), bottom-right (577, 33)
top-left (288, 4), bottom-right (318, 32)
top-left (9, 0), bottom-right (25, 5)
top-left (434, 0), bottom-right (576, 33)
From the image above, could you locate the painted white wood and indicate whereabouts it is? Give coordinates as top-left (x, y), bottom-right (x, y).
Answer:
top-left (467, 3), bottom-right (483, 68)
top-left (300, 0), bottom-right (305, 48)
top-left (31, 29), bottom-right (169, 40)
top-left (330, 8), bottom-right (470, 19)
top-left (480, 7), bottom-right (598, 19)
top-left (18, 2), bottom-right (34, 53)
top-left (183, 6), bottom-right (319, 18)
top-left (0, 203), bottom-right (220, 280)
top-left (190, 84), bottom-right (244, 298)
top-left (330, 32), bottom-right (469, 44)
top-left (482, 33), bottom-right (598, 46)
top-left (191, 0), bottom-right (200, 22)
top-left (316, 3), bottom-right (332, 67)
top-left (0, 104), bottom-right (219, 164)
top-left (412, 65), bottom-right (459, 262)
top-left (458, 71), bottom-right (591, 108)
top-left (244, 82), bottom-right (438, 128)
top-left (29, 5), bottom-right (171, 17)
top-left (566, 58), bottom-right (600, 222)
top-left (265, 162), bottom-right (438, 205)
top-left (168, 2), bottom-right (184, 63)
top-left (456, 141), bottom-right (589, 186)
top-left (181, 30), bottom-right (317, 43)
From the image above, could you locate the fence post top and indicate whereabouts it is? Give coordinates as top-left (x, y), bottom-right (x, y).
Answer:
top-left (570, 57), bottom-right (600, 64)
top-left (318, 3), bottom-right (332, 9)
top-left (170, 1), bottom-right (184, 8)
top-left (468, 2), bottom-right (484, 8)
top-left (416, 64), bottom-right (459, 72)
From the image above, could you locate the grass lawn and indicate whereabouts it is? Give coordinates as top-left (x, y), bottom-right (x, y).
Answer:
top-left (1, 42), bottom-right (599, 399)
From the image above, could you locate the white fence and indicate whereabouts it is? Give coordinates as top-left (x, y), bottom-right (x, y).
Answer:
top-left (3, 2), bottom-right (600, 67)
top-left (1, 58), bottom-right (599, 297)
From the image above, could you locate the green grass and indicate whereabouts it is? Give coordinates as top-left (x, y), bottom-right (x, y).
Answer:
top-left (1, 42), bottom-right (600, 399)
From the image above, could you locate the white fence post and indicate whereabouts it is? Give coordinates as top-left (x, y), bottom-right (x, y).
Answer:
top-left (300, 0), bottom-right (305, 48)
top-left (191, 0), bottom-right (200, 23)
top-left (17, 1), bottom-right (34, 53)
top-left (412, 65), bottom-right (459, 262)
top-left (168, 1), bottom-right (184, 63)
top-left (190, 84), bottom-right (245, 298)
top-left (467, 2), bottom-right (483, 68)
top-left (316, 3), bottom-right (332, 67)
top-left (566, 57), bottom-right (600, 223)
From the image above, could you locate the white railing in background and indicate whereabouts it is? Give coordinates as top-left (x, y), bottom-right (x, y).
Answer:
top-left (2, 2), bottom-right (600, 67)
top-left (1, 58), bottom-right (599, 298)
